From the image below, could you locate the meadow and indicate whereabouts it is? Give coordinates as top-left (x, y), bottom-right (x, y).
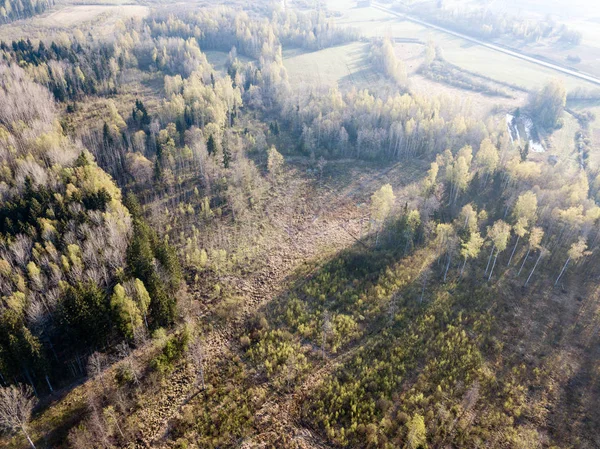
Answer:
top-left (0, 2), bottom-right (148, 40)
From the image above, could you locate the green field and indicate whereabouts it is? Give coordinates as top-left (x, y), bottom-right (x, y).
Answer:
top-left (283, 42), bottom-right (382, 89)
top-left (324, 0), bottom-right (599, 92)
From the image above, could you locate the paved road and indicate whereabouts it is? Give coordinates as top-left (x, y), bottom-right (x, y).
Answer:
top-left (372, 2), bottom-right (600, 88)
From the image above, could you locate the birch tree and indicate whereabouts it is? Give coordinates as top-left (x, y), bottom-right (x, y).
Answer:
top-left (435, 223), bottom-right (457, 281)
top-left (524, 247), bottom-right (549, 287)
top-left (518, 226), bottom-right (544, 276)
top-left (370, 184), bottom-right (396, 246)
top-left (460, 231), bottom-right (484, 276)
top-left (508, 191), bottom-right (537, 266)
top-left (422, 162), bottom-right (439, 196)
top-left (475, 138), bottom-right (499, 188)
top-left (486, 220), bottom-right (511, 280)
top-left (449, 154), bottom-right (471, 204)
top-left (0, 384), bottom-right (37, 449)
top-left (555, 237), bottom-right (590, 286)
top-left (459, 203), bottom-right (478, 233)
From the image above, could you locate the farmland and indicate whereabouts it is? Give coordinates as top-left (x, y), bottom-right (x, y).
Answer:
top-left (324, 0), bottom-right (599, 92)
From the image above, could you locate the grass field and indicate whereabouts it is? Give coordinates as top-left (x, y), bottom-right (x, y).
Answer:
top-left (324, 0), bottom-right (599, 93)
top-left (394, 41), bottom-right (527, 117)
top-left (283, 42), bottom-right (395, 92)
top-left (569, 100), bottom-right (600, 168)
top-left (394, 0), bottom-right (600, 79)
top-left (0, 2), bottom-right (148, 41)
top-left (204, 50), bottom-right (255, 76)
top-left (545, 111), bottom-right (579, 162)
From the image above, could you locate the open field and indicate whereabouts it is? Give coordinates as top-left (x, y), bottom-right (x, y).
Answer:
top-left (204, 50), bottom-right (255, 76)
top-left (409, 73), bottom-right (526, 117)
top-left (395, 41), bottom-right (527, 117)
top-left (569, 100), bottom-right (600, 168)
top-left (324, 0), bottom-right (600, 92)
top-left (283, 42), bottom-right (396, 93)
top-left (544, 111), bottom-right (580, 164)
top-left (0, 3), bottom-right (148, 41)
top-left (394, 0), bottom-right (600, 79)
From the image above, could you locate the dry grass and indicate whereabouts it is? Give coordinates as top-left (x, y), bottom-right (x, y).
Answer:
top-left (204, 50), bottom-right (255, 76)
top-left (0, 3), bottom-right (149, 41)
top-left (283, 42), bottom-right (373, 88)
top-left (323, 0), bottom-right (600, 93)
top-left (569, 100), bottom-right (600, 169)
top-left (543, 111), bottom-right (580, 164)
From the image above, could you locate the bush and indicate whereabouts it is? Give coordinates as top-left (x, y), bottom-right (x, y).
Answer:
top-left (150, 329), bottom-right (191, 375)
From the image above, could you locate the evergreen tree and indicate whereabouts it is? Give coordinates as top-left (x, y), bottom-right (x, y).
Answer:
top-left (207, 134), bottom-right (216, 156)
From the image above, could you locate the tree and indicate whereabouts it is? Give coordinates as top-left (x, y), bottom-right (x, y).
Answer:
top-left (459, 203), bottom-right (478, 233)
top-left (58, 283), bottom-right (110, 350)
top-left (435, 223), bottom-right (458, 281)
top-left (460, 231), bottom-right (484, 276)
top-left (508, 191), bottom-right (537, 266)
top-left (422, 162), bottom-right (438, 196)
top-left (87, 352), bottom-right (108, 387)
top-left (370, 184), bottom-right (396, 245)
top-left (519, 141), bottom-right (529, 162)
top-left (475, 138), bottom-right (499, 187)
top-left (406, 413), bottom-right (427, 449)
top-left (267, 145), bottom-right (284, 179)
top-left (110, 284), bottom-right (143, 340)
top-left (555, 237), bottom-right (590, 286)
top-left (0, 384), bottom-right (37, 449)
top-left (130, 279), bottom-right (151, 331)
top-left (321, 312), bottom-right (332, 359)
top-left (524, 247), bottom-right (549, 287)
top-left (486, 220), bottom-right (511, 280)
top-left (222, 146), bottom-right (231, 168)
top-left (529, 79), bottom-right (566, 130)
top-left (447, 151), bottom-right (471, 204)
top-left (518, 226), bottom-right (543, 276)
top-left (207, 134), bottom-right (217, 156)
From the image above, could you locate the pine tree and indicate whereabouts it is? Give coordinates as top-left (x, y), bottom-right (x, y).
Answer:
top-left (207, 134), bottom-right (216, 156)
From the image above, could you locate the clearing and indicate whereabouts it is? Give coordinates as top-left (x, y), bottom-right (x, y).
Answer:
top-left (0, 3), bottom-right (149, 41)
top-left (283, 42), bottom-right (392, 91)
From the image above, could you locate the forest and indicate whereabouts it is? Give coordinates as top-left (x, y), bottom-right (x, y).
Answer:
top-left (1, 0), bottom-right (600, 448)
top-left (0, 0), bottom-right (52, 23)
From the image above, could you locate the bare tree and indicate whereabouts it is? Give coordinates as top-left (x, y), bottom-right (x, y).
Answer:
top-left (87, 352), bottom-right (108, 388)
top-left (524, 248), bottom-right (549, 287)
top-left (0, 384), bottom-right (37, 449)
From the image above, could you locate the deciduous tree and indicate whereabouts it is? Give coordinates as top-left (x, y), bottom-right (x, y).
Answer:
top-left (0, 384), bottom-right (37, 449)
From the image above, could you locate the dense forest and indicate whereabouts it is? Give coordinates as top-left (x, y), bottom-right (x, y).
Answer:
top-left (1, 1), bottom-right (600, 448)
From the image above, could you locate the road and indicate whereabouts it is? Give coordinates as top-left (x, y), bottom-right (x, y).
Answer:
top-left (372, 2), bottom-right (600, 88)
